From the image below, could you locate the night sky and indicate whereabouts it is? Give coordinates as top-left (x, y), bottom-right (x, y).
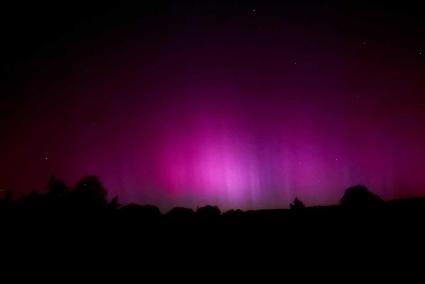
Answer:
top-left (1, 1), bottom-right (425, 210)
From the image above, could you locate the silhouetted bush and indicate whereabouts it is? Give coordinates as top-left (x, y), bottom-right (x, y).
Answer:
top-left (340, 185), bottom-right (383, 208)
top-left (108, 196), bottom-right (120, 210)
top-left (196, 205), bottom-right (221, 218)
top-left (71, 176), bottom-right (107, 207)
top-left (290, 198), bottom-right (305, 210)
top-left (46, 176), bottom-right (68, 197)
top-left (167, 207), bottom-right (195, 218)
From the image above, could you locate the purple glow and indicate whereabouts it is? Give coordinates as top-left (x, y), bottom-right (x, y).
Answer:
top-left (1, 3), bottom-right (425, 210)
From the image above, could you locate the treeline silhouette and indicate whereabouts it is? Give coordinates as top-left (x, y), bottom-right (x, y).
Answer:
top-left (2, 175), bottom-right (425, 260)
top-left (1, 175), bottom-right (425, 232)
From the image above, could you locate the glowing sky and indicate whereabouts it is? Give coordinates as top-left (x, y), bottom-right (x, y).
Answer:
top-left (1, 1), bottom-right (425, 210)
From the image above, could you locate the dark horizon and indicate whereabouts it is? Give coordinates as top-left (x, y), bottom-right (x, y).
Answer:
top-left (2, 175), bottom-right (425, 213)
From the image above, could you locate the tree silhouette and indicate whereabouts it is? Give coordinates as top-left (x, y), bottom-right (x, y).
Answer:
top-left (72, 175), bottom-right (107, 206)
top-left (167, 207), bottom-right (195, 218)
top-left (108, 196), bottom-right (120, 210)
top-left (340, 185), bottom-right (383, 208)
top-left (46, 176), bottom-right (68, 197)
top-left (290, 198), bottom-right (305, 210)
top-left (196, 205), bottom-right (221, 218)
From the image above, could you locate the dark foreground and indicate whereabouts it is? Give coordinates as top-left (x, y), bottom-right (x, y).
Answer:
top-left (1, 180), bottom-right (425, 274)
top-left (1, 177), bottom-right (425, 250)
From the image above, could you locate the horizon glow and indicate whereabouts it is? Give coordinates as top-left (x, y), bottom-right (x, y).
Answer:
top-left (1, 3), bottom-right (425, 210)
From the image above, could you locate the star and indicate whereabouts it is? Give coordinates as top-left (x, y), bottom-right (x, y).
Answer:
top-left (362, 40), bottom-right (367, 46)
top-left (418, 49), bottom-right (423, 56)
top-left (43, 154), bottom-right (49, 161)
